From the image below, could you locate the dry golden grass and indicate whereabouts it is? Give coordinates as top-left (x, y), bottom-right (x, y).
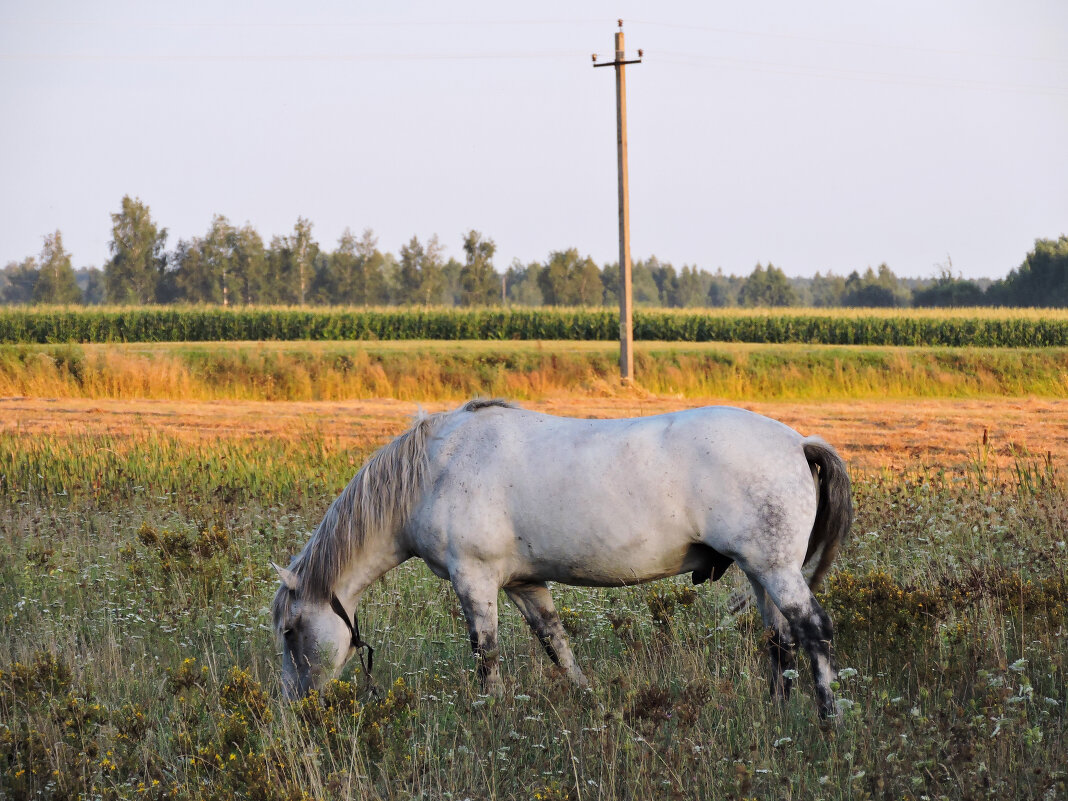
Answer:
top-left (3, 341), bottom-right (1066, 402)
top-left (4, 395), bottom-right (1064, 474)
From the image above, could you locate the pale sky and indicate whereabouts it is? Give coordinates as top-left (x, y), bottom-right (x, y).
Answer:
top-left (2, 0), bottom-right (1066, 280)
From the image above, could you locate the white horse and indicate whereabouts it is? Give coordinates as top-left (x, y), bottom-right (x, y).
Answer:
top-left (272, 399), bottom-right (852, 717)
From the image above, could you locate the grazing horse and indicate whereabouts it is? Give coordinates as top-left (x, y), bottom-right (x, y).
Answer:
top-left (272, 399), bottom-right (852, 717)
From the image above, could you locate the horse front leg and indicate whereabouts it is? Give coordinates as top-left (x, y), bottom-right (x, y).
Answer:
top-left (450, 573), bottom-right (504, 696)
top-left (505, 582), bottom-right (589, 689)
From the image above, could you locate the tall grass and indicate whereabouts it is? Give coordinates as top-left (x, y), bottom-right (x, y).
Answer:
top-left (3, 341), bottom-right (1067, 402)
top-left (3, 305), bottom-right (1068, 346)
top-left (1, 430), bottom-right (1065, 800)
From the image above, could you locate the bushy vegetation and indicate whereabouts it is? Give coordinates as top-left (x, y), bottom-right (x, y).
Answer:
top-left (2, 341), bottom-right (1067, 402)
top-left (3, 306), bottom-right (1068, 346)
top-left (0, 429), bottom-right (1064, 800)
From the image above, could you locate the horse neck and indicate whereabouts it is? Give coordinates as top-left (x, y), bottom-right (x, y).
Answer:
top-left (332, 520), bottom-right (408, 608)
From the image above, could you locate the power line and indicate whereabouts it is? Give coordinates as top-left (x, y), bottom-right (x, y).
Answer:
top-left (631, 18), bottom-right (1068, 66)
top-left (649, 51), bottom-right (1068, 98)
top-left (0, 50), bottom-right (584, 63)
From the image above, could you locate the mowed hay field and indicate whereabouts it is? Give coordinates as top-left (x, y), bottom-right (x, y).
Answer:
top-left (1, 338), bottom-right (1066, 800)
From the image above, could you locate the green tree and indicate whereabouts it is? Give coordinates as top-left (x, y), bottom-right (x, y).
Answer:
top-left (397, 236), bottom-right (425, 305)
top-left (289, 217), bottom-right (316, 305)
top-left (674, 265), bottom-right (707, 307)
top-left (503, 259), bottom-right (544, 306)
top-left (460, 230), bottom-right (499, 305)
top-left (265, 219), bottom-right (320, 305)
top-left (354, 229), bottom-right (388, 305)
top-left (629, 259), bottom-right (661, 306)
top-left (172, 238), bottom-right (211, 303)
top-left (76, 267), bottom-right (106, 305)
top-left (705, 268), bottom-right (739, 307)
top-left (1, 258), bottom-right (38, 304)
top-left (441, 257), bottom-right (464, 306)
top-left (809, 272), bottom-right (847, 307)
top-left (988, 236), bottom-right (1068, 307)
top-left (319, 228), bottom-right (359, 304)
top-left (32, 231), bottom-right (83, 304)
top-left (230, 224), bottom-right (267, 305)
top-left (171, 216), bottom-right (239, 304)
top-left (913, 263), bottom-right (985, 307)
top-left (739, 263), bottom-right (797, 307)
top-left (205, 215), bottom-right (238, 306)
top-left (841, 264), bottom-right (909, 307)
top-left (538, 249), bottom-right (602, 306)
top-left (104, 195), bottom-right (168, 304)
top-left (646, 256), bottom-right (678, 306)
top-left (537, 251), bottom-right (570, 305)
top-left (320, 228), bottom-right (385, 305)
top-left (419, 235), bottom-right (446, 306)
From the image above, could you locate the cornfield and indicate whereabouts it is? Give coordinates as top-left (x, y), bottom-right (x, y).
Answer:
top-left (3, 306), bottom-right (1068, 346)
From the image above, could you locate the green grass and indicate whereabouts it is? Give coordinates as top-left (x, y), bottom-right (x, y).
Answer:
top-left (3, 305), bottom-right (1068, 346)
top-left (3, 340), bottom-right (1067, 401)
top-left (1, 431), bottom-right (1065, 800)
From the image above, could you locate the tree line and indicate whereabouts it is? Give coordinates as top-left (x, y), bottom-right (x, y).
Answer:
top-left (3, 196), bottom-right (1066, 308)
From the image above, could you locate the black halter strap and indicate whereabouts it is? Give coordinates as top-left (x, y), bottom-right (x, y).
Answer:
top-left (330, 593), bottom-right (374, 676)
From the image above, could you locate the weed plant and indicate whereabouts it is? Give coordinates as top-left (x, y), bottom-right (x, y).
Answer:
top-left (0, 431), bottom-right (1065, 799)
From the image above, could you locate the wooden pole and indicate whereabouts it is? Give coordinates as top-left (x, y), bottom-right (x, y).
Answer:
top-left (614, 28), bottom-right (634, 381)
top-left (594, 22), bottom-right (641, 381)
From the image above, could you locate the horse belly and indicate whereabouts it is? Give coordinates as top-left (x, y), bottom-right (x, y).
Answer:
top-left (506, 494), bottom-right (704, 587)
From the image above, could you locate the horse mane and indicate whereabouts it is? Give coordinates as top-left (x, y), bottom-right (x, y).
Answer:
top-left (272, 399), bottom-right (515, 622)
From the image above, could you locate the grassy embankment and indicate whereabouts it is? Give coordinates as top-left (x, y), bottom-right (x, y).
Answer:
top-left (1, 424), bottom-right (1065, 800)
top-left (2, 340), bottom-right (1067, 401)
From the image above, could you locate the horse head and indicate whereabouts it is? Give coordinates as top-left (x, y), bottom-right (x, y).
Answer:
top-left (271, 562), bottom-right (368, 700)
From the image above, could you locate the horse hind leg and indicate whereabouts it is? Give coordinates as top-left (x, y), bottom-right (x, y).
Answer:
top-left (505, 582), bottom-right (589, 689)
top-left (760, 569), bottom-right (837, 719)
top-left (450, 572), bottom-right (504, 696)
top-left (744, 572), bottom-right (797, 702)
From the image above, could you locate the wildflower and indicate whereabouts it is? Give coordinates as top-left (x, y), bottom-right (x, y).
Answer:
top-left (835, 698), bottom-right (855, 713)
top-left (1008, 658), bottom-right (1028, 673)
top-left (838, 667), bottom-right (858, 680)
top-left (773, 737), bottom-right (793, 748)
top-left (782, 669), bottom-right (799, 681)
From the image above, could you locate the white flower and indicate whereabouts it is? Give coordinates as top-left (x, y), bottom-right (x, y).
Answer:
top-left (782, 669), bottom-right (800, 680)
top-left (837, 667), bottom-right (858, 680)
top-left (1009, 658), bottom-right (1028, 673)
top-left (773, 737), bottom-right (793, 748)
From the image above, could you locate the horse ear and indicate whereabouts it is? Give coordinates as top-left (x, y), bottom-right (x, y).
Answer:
top-left (271, 561), bottom-right (299, 590)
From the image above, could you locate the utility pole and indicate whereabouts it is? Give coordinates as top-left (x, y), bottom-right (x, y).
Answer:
top-left (593, 20), bottom-right (642, 381)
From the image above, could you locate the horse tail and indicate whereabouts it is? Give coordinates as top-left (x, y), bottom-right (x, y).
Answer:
top-left (802, 437), bottom-right (853, 590)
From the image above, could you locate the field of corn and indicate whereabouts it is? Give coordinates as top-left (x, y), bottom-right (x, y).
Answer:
top-left (1, 325), bottom-right (1067, 800)
top-left (2, 306), bottom-right (1068, 347)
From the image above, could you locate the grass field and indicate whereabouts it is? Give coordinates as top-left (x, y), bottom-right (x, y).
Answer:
top-left (3, 340), bottom-right (1067, 402)
top-left (1, 338), bottom-right (1066, 800)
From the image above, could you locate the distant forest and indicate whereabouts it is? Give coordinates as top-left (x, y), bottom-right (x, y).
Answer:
top-left (3, 196), bottom-right (1067, 308)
